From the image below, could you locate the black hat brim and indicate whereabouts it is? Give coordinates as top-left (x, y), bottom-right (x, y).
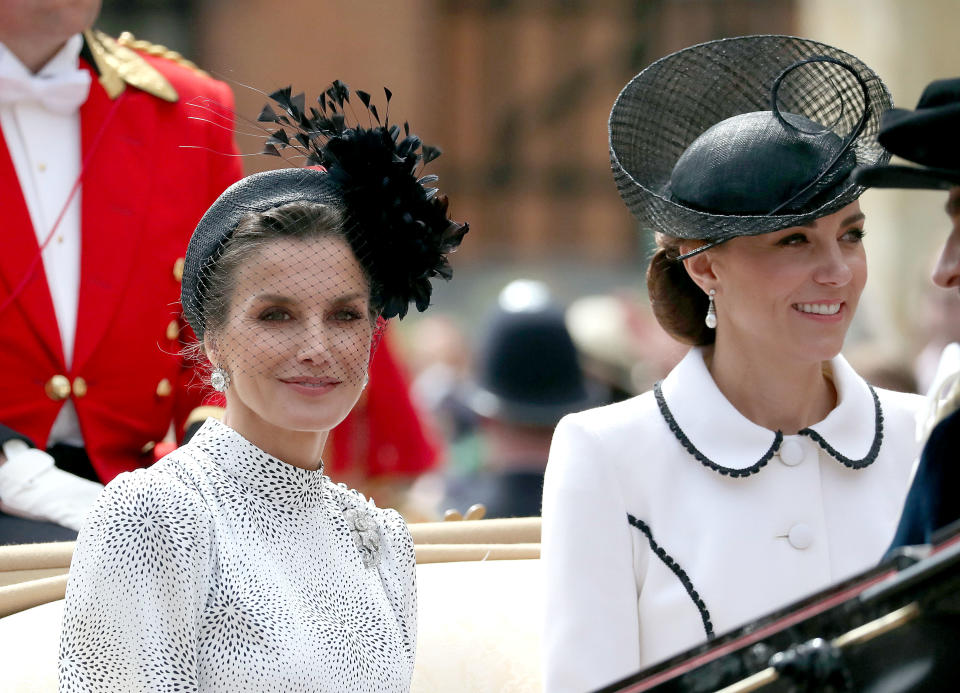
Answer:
top-left (877, 102), bottom-right (960, 169)
top-left (852, 164), bottom-right (960, 191)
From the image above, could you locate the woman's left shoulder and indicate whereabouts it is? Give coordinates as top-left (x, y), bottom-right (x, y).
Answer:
top-left (329, 482), bottom-right (414, 564)
top-left (836, 354), bottom-right (923, 421)
top-left (328, 480), bottom-right (404, 521)
top-left (874, 386), bottom-right (925, 421)
top-left (370, 503), bottom-right (416, 588)
top-left (871, 386), bottom-right (925, 459)
top-left (371, 503), bottom-right (413, 545)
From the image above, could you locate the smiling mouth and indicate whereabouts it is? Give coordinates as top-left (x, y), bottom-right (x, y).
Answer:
top-left (278, 377), bottom-right (342, 388)
top-left (792, 302), bottom-right (842, 316)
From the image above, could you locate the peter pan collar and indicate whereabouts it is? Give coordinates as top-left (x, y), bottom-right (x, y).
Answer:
top-left (657, 347), bottom-right (883, 477)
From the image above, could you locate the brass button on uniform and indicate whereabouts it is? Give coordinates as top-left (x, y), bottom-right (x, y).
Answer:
top-left (141, 441), bottom-right (156, 455)
top-left (45, 375), bottom-right (71, 401)
top-left (173, 257), bottom-right (185, 283)
top-left (165, 320), bottom-right (179, 341)
top-left (72, 377), bottom-right (88, 398)
top-left (156, 378), bottom-right (173, 397)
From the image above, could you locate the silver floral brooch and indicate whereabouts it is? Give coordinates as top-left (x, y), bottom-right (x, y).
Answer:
top-left (343, 506), bottom-right (382, 568)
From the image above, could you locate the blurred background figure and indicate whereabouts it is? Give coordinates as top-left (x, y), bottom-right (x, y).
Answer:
top-left (442, 280), bottom-right (598, 519)
top-left (566, 290), bottom-right (687, 402)
top-left (408, 314), bottom-right (481, 475)
top-left (846, 344), bottom-right (919, 394)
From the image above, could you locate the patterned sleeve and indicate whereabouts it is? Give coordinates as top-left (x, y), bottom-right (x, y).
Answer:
top-left (59, 467), bottom-right (213, 691)
top-left (374, 505), bottom-right (418, 669)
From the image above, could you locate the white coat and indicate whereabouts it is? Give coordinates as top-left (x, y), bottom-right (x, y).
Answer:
top-left (541, 347), bottom-right (923, 693)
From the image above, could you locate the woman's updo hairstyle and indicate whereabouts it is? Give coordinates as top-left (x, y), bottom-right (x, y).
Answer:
top-left (646, 234), bottom-right (714, 346)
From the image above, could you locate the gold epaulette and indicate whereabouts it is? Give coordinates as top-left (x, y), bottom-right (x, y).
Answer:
top-left (116, 32), bottom-right (211, 79)
top-left (83, 29), bottom-right (178, 102)
top-left (184, 405), bottom-right (225, 431)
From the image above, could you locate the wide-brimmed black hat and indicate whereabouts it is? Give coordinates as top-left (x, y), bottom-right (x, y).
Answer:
top-left (468, 281), bottom-right (597, 428)
top-left (610, 35), bottom-right (891, 246)
top-left (853, 77), bottom-right (960, 191)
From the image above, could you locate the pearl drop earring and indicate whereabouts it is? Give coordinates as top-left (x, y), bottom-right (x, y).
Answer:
top-left (705, 289), bottom-right (717, 329)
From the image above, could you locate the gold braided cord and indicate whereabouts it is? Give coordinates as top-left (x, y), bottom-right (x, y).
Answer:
top-left (117, 32), bottom-right (211, 78)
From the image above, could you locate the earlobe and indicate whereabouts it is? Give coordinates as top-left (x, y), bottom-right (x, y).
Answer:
top-left (203, 334), bottom-right (218, 365)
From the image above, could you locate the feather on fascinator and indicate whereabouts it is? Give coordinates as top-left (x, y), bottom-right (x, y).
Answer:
top-left (257, 82), bottom-right (467, 319)
top-left (182, 81), bottom-right (468, 338)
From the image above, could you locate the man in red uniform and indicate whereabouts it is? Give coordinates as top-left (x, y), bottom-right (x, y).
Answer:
top-left (0, 0), bottom-right (243, 543)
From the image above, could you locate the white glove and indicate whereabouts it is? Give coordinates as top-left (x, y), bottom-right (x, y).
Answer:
top-left (0, 440), bottom-right (104, 531)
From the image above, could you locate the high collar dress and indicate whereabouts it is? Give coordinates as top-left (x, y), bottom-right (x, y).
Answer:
top-left (541, 347), bottom-right (924, 693)
top-left (59, 418), bottom-right (416, 692)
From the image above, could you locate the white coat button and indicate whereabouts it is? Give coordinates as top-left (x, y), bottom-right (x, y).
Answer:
top-left (778, 439), bottom-right (805, 466)
top-left (788, 523), bottom-right (814, 550)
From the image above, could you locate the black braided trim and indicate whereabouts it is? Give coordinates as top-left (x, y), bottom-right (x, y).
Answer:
top-left (654, 380), bottom-right (781, 478)
top-left (627, 513), bottom-right (714, 640)
top-left (799, 383), bottom-right (884, 469)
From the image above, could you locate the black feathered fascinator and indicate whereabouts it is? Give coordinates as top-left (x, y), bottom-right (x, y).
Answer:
top-left (609, 35), bottom-right (891, 257)
top-left (182, 81), bottom-right (468, 338)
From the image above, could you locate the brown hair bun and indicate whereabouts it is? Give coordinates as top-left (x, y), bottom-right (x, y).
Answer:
top-left (646, 236), bottom-right (714, 346)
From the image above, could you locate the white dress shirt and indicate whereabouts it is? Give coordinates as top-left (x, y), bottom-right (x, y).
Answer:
top-left (0, 35), bottom-right (87, 446)
top-left (541, 347), bottom-right (923, 692)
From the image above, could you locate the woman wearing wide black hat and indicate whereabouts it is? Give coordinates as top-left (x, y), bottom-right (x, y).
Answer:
top-left (59, 84), bottom-right (467, 692)
top-left (541, 36), bottom-right (924, 692)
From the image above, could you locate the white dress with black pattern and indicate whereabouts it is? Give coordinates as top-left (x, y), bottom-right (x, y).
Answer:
top-left (59, 418), bottom-right (416, 692)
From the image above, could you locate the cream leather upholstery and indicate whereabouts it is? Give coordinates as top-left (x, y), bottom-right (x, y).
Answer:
top-left (0, 600), bottom-right (62, 692)
top-left (413, 559), bottom-right (542, 692)
top-left (0, 518), bottom-right (543, 692)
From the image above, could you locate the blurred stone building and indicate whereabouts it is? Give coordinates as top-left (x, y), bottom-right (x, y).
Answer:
top-left (100, 0), bottom-right (794, 265)
top-left (99, 0), bottom-right (960, 355)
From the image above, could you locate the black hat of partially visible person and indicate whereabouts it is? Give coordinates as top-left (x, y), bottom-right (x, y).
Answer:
top-left (609, 35), bottom-right (891, 251)
top-left (853, 77), bottom-right (960, 190)
top-left (468, 281), bottom-right (595, 428)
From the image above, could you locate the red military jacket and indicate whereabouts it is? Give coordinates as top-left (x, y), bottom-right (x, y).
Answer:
top-left (0, 31), bottom-right (242, 483)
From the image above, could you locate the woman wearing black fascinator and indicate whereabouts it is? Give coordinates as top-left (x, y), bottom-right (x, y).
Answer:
top-left (59, 83), bottom-right (466, 692)
top-left (541, 36), bottom-right (924, 692)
